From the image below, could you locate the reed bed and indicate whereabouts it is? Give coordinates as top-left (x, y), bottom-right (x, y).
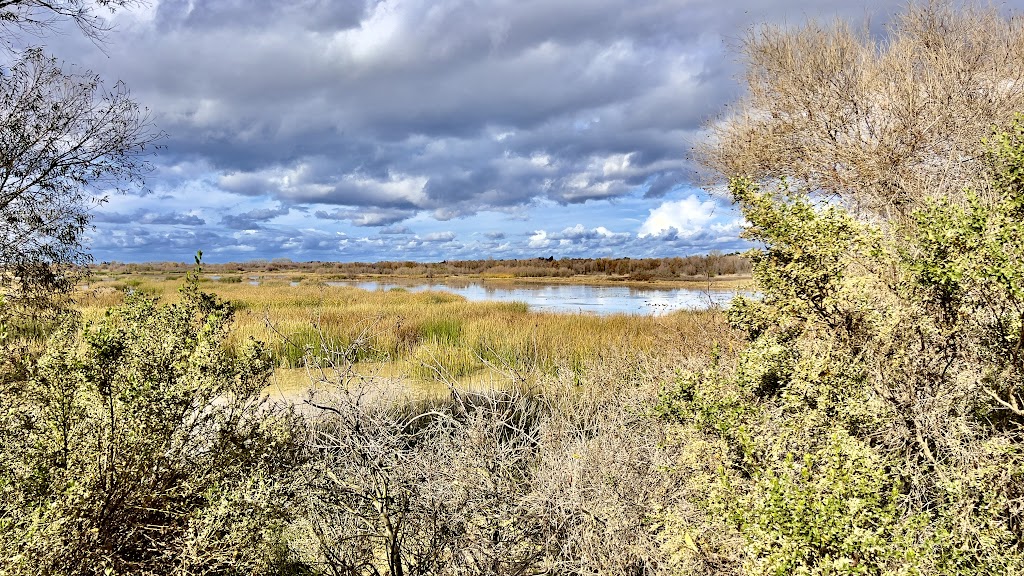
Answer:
top-left (75, 274), bottom-right (732, 391)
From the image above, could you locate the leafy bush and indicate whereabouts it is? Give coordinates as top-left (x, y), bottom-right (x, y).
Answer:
top-left (659, 120), bottom-right (1024, 575)
top-left (0, 265), bottom-right (307, 575)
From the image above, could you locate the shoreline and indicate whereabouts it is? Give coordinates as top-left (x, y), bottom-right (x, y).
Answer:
top-left (89, 270), bottom-right (754, 291)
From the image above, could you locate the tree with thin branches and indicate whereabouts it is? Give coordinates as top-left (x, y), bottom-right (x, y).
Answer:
top-left (0, 0), bottom-right (157, 310)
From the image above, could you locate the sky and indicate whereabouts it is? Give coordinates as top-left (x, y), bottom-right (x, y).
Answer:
top-left (37, 0), bottom-right (920, 263)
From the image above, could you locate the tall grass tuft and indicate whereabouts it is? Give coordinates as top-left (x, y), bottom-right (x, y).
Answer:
top-left (419, 317), bottom-right (462, 346)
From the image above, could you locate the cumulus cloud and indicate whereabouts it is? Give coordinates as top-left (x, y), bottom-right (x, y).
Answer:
top-left (542, 224), bottom-right (627, 247)
top-left (512, 216), bottom-right (746, 259)
top-left (528, 230), bottom-right (551, 249)
top-left (220, 204), bottom-right (290, 229)
top-left (314, 208), bottom-right (418, 227)
top-left (422, 231), bottom-right (457, 243)
top-left (379, 225), bottom-right (413, 235)
top-left (638, 195), bottom-right (718, 237)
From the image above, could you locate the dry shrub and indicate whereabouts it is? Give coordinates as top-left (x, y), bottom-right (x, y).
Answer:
top-left (697, 1), bottom-right (1024, 220)
top-left (291, 324), bottom-right (723, 575)
top-left (529, 353), bottom-right (693, 574)
top-left (294, 342), bottom-right (549, 575)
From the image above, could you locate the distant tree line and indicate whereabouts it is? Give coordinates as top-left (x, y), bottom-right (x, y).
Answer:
top-left (92, 253), bottom-right (752, 281)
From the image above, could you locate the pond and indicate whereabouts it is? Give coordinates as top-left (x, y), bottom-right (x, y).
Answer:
top-left (324, 279), bottom-right (754, 316)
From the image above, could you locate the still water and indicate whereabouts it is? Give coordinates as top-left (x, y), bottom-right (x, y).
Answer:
top-left (324, 279), bottom-right (753, 316)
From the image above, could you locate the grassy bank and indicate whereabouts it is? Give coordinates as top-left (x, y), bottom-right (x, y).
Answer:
top-left (87, 269), bottom-right (754, 290)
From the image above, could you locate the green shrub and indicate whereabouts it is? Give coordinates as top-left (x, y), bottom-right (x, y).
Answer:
top-left (732, 434), bottom-right (921, 576)
top-left (0, 263), bottom-right (308, 575)
top-left (659, 120), bottom-right (1024, 575)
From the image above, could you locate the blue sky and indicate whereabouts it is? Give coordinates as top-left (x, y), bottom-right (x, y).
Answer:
top-left (38, 0), bottom-right (914, 263)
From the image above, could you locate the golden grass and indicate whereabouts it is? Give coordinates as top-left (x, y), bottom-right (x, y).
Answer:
top-left (75, 274), bottom-right (736, 397)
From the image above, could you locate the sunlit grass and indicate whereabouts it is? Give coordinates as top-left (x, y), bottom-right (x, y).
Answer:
top-left (74, 274), bottom-right (735, 397)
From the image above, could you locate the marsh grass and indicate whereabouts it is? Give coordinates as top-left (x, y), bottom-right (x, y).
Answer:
top-left (74, 275), bottom-right (732, 392)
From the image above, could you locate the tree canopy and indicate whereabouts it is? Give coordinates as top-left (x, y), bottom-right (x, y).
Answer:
top-left (696, 1), bottom-right (1024, 220)
top-left (0, 0), bottom-right (156, 309)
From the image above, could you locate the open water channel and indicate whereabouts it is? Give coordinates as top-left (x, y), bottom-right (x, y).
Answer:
top-left (321, 279), bottom-right (753, 316)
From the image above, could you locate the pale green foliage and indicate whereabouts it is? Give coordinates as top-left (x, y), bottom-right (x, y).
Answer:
top-left (738, 435), bottom-right (919, 576)
top-left (659, 120), bottom-right (1024, 575)
top-left (0, 265), bottom-right (306, 575)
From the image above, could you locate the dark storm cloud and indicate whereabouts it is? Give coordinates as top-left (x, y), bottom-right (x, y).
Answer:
top-left (60, 0), bottom-right (913, 261)
top-left (94, 210), bottom-right (206, 226)
top-left (643, 171), bottom-right (686, 198)
top-left (152, 0), bottom-right (368, 33)
top-left (220, 205), bottom-right (290, 229)
top-left (77, 1), bottom-right (906, 205)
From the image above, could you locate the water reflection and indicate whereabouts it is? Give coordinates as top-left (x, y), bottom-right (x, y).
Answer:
top-left (323, 280), bottom-right (753, 316)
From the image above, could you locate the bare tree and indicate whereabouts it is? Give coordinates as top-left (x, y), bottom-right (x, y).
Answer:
top-left (695, 1), bottom-right (1024, 220)
top-left (0, 1), bottom-right (156, 309)
top-left (0, 49), bottom-right (156, 308)
top-left (293, 329), bottom-right (550, 575)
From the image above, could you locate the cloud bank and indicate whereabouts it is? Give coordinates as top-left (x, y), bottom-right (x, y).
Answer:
top-left (46, 0), bottom-right (909, 262)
